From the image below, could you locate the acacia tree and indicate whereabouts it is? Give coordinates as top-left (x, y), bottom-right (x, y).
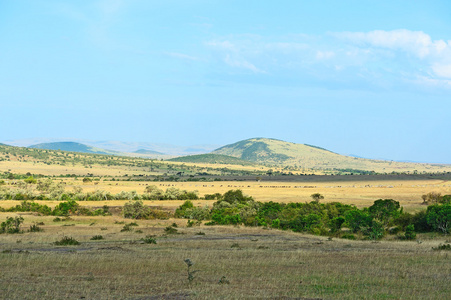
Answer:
top-left (311, 193), bottom-right (324, 203)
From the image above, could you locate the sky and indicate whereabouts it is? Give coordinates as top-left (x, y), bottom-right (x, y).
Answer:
top-left (1, 0), bottom-right (451, 163)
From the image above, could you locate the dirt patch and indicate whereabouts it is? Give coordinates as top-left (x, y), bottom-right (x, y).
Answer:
top-left (97, 246), bottom-right (129, 251)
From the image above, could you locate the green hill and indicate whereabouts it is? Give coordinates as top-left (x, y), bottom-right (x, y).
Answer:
top-left (212, 138), bottom-right (451, 174)
top-left (29, 142), bottom-right (122, 156)
top-left (168, 154), bottom-right (257, 166)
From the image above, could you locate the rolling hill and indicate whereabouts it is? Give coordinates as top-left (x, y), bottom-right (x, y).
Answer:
top-left (212, 138), bottom-right (451, 173)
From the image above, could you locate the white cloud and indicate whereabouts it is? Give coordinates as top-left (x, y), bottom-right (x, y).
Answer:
top-left (432, 64), bottom-right (451, 79)
top-left (206, 40), bottom-right (237, 51)
top-left (334, 29), bottom-right (451, 59)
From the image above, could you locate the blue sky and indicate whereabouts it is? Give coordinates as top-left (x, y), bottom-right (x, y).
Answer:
top-left (1, 0), bottom-right (451, 163)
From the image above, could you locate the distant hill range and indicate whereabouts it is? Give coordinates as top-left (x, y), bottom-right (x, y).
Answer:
top-left (134, 149), bottom-right (163, 155)
top-left (5, 137), bottom-right (451, 174)
top-left (28, 142), bottom-right (169, 159)
top-left (29, 142), bottom-right (124, 156)
top-left (6, 138), bottom-right (219, 157)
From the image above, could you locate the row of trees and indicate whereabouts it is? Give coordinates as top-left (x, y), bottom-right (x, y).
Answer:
top-left (175, 190), bottom-right (451, 239)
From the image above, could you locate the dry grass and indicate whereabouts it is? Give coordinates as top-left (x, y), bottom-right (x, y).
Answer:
top-left (1, 177), bottom-right (450, 212)
top-left (0, 214), bottom-right (450, 299)
top-left (62, 178), bottom-right (451, 212)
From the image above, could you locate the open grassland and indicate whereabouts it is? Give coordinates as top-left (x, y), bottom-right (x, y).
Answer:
top-left (0, 214), bottom-right (450, 299)
top-left (1, 177), bottom-right (450, 212)
top-left (3, 177), bottom-right (444, 212)
top-left (2, 145), bottom-right (451, 299)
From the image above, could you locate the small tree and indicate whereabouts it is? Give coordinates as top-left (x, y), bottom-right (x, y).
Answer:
top-left (311, 193), bottom-right (324, 203)
top-left (422, 192), bottom-right (442, 205)
top-left (368, 219), bottom-right (384, 241)
top-left (368, 199), bottom-right (401, 225)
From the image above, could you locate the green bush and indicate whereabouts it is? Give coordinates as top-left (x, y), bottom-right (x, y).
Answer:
top-left (175, 200), bottom-right (194, 218)
top-left (329, 216), bottom-right (345, 233)
top-left (24, 176), bottom-right (37, 184)
top-left (432, 243), bottom-right (451, 251)
top-left (340, 233), bottom-right (356, 240)
top-left (54, 236), bottom-right (80, 246)
top-left (164, 226), bottom-right (178, 234)
top-left (28, 224), bottom-right (43, 232)
top-left (123, 200), bottom-right (150, 219)
top-left (52, 200), bottom-right (79, 216)
top-left (141, 236), bottom-right (157, 244)
top-left (0, 216), bottom-right (24, 234)
top-left (404, 224), bottom-right (416, 240)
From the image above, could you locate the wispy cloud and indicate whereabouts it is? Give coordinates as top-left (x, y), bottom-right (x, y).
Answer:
top-left (333, 29), bottom-right (449, 59)
top-left (166, 52), bottom-right (201, 61)
top-left (224, 54), bottom-right (265, 73)
top-left (205, 30), bottom-right (451, 89)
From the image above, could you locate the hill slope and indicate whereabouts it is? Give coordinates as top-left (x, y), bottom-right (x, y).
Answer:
top-left (168, 154), bottom-right (257, 166)
top-left (212, 138), bottom-right (451, 173)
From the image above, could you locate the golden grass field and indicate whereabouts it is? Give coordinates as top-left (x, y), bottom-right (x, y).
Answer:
top-left (0, 213), bottom-right (450, 299)
top-left (31, 177), bottom-right (451, 212)
top-left (1, 177), bottom-right (450, 213)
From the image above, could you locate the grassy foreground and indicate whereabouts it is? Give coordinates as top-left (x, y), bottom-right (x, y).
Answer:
top-left (0, 214), bottom-right (450, 299)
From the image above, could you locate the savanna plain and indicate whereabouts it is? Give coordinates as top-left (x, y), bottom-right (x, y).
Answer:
top-left (0, 145), bottom-right (450, 299)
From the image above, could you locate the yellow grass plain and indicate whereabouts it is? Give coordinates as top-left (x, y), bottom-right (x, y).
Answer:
top-left (1, 178), bottom-right (449, 213)
top-left (1, 156), bottom-right (451, 212)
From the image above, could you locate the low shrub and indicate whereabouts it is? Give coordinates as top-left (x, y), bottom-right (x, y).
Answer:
top-left (164, 226), bottom-right (178, 234)
top-left (121, 224), bottom-right (134, 232)
top-left (341, 233), bottom-right (356, 240)
top-left (141, 235), bottom-right (157, 244)
top-left (432, 243), bottom-right (451, 251)
top-left (54, 236), bottom-right (80, 246)
top-left (28, 224), bottom-right (43, 232)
